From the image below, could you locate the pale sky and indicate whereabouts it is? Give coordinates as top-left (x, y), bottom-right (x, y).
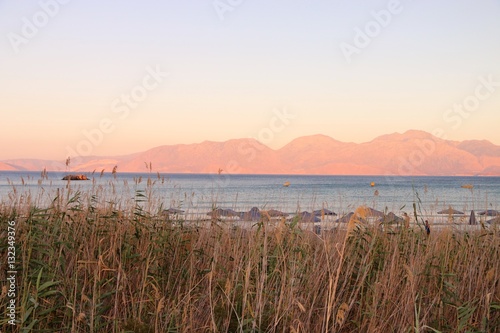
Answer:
top-left (1, 0), bottom-right (500, 160)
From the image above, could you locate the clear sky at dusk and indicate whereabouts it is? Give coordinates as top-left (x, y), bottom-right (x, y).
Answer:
top-left (1, 0), bottom-right (500, 160)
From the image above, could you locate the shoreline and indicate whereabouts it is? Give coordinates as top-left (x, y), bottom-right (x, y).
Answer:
top-left (2, 169), bottom-right (500, 177)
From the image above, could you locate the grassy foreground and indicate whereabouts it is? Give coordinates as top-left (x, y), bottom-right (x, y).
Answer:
top-left (1, 196), bottom-right (499, 332)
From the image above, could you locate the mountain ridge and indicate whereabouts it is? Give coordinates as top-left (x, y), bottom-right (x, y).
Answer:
top-left (2, 130), bottom-right (499, 176)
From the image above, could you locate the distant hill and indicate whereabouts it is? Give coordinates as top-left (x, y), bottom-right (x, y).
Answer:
top-left (456, 140), bottom-right (500, 157)
top-left (2, 130), bottom-right (500, 176)
top-left (0, 162), bottom-right (18, 171)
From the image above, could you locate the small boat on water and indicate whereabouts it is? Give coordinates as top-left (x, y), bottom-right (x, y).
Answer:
top-left (461, 184), bottom-right (474, 189)
top-left (62, 174), bottom-right (88, 180)
top-left (283, 181), bottom-right (290, 187)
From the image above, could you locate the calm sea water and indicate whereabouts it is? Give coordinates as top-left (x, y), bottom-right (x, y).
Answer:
top-left (0, 171), bottom-right (499, 219)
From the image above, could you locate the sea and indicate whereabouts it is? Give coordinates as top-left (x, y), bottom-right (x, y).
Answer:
top-left (1, 171), bottom-right (499, 222)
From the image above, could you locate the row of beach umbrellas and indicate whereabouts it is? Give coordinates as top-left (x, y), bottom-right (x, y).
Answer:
top-left (213, 207), bottom-right (407, 225)
top-left (435, 207), bottom-right (500, 225)
top-left (204, 207), bottom-right (337, 222)
top-left (165, 207), bottom-right (336, 222)
top-left (166, 207), bottom-right (390, 223)
top-left (436, 207), bottom-right (499, 225)
top-left (164, 207), bottom-right (500, 225)
top-left (436, 208), bottom-right (499, 216)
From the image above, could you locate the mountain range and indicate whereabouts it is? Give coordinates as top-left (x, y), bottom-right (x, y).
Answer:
top-left (2, 130), bottom-right (500, 176)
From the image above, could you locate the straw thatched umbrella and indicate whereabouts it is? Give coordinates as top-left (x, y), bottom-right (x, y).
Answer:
top-left (163, 208), bottom-right (184, 215)
top-left (377, 212), bottom-right (404, 224)
top-left (313, 209), bottom-right (337, 216)
top-left (335, 212), bottom-right (354, 223)
top-left (487, 216), bottom-right (500, 225)
top-left (296, 211), bottom-right (321, 222)
top-left (238, 207), bottom-right (261, 221)
top-left (437, 207), bottom-right (464, 215)
top-left (207, 208), bottom-right (239, 218)
top-left (266, 209), bottom-right (289, 217)
top-left (366, 207), bottom-right (385, 218)
top-left (163, 208), bottom-right (185, 222)
top-left (478, 209), bottom-right (499, 217)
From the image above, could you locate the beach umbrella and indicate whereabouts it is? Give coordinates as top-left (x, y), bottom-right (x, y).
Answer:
top-left (163, 208), bottom-right (184, 215)
top-left (207, 208), bottom-right (239, 218)
top-left (266, 209), bottom-right (289, 217)
top-left (335, 212), bottom-right (354, 223)
top-left (377, 212), bottom-right (404, 224)
top-left (365, 207), bottom-right (385, 218)
top-left (478, 209), bottom-right (499, 217)
top-left (336, 212), bottom-right (369, 224)
top-left (163, 208), bottom-right (184, 221)
top-left (313, 209), bottom-right (337, 216)
top-left (296, 211), bottom-right (321, 222)
top-left (487, 216), bottom-right (500, 225)
top-left (437, 207), bottom-right (464, 215)
top-left (469, 210), bottom-right (477, 225)
top-left (238, 207), bottom-right (261, 221)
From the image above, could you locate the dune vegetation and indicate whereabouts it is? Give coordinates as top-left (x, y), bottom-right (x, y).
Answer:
top-left (0, 185), bottom-right (499, 333)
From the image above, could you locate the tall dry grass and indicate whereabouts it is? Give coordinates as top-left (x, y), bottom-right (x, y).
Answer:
top-left (0, 190), bottom-right (499, 332)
